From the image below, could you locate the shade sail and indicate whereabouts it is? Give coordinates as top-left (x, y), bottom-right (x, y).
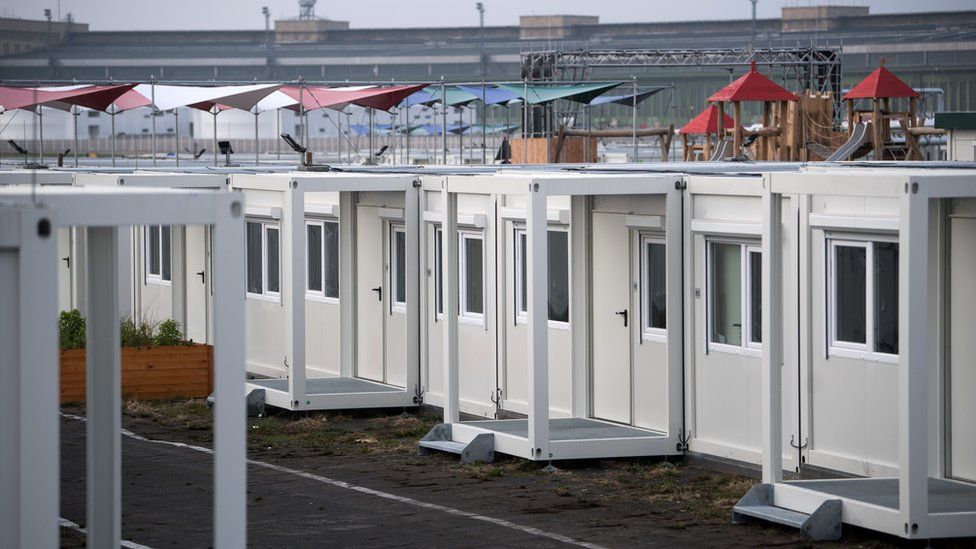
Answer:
top-left (253, 89), bottom-right (301, 113)
top-left (456, 85), bottom-right (521, 106)
top-left (142, 83), bottom-right (281, 112)
top-left (589, 87), bottom-right (668, 107)
top-left (495, 82), bottom-right (621, 105)
top-left (0, 84), bottom-right (136, 113)
top-left (283, 84), bottom-right (429, 113)
top-left (403, 86), bottom-right (478, 108)
top-left (680, 105), bottom-right (738, 135)
top-left (43, 84), bottom-right (139, 112)
top-left (843, 66), bottom-right (920, 100)
top-left (707, 62), bottom-right (798, 102)
top-left (111, 88), bottom-right (153, 112)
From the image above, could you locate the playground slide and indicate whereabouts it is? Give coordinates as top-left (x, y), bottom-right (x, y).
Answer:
top-left (827, 122), bottom-right (871, 161)
top-left (709, 138), bottom-right (732, 161)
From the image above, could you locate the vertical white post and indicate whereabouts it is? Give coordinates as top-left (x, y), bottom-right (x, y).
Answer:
top-left (285, 182), bottom-right (306, 408)
top-left (86, 227), bottom-right (121, 549)
top-left (151, 78), bottom-right (157, 167)
top-left (526, 181), bottom-right (550, 459)
top-left (441, 179), bottom-right (460, 423)
top-left (174, 109), bottom-right (180, 167)
top-left (0, 208), bottom-right (59, 549)
top-left (760, 180), bottom-right (783, 484)
top-left (665, 183), bottom-right (685, 440)
top-left (212, 194), bottom-right (247, 548)
top-left (116, 226), bottom-right (133, 319)
top-left (171, 226), bottom-right (186, 335)
top-left (569, 195), bottom-right (589, 418)
top-left (405, 182), bottom-right (421, 395)
top-left (339, 191), bottom-right (357, 378)
top-left (899, 182), bottom-right (929, 538)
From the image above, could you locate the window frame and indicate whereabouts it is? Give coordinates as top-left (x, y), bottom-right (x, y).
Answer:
top-left (432, 226), bottom-right (443, 320)
top-left (826, 235), bottom-right (899, 363)
top-left (640, 233), bottom-right (667, 342)
top-left (245, 219), bottom-right (281, 302)
top-left (458, 229), bottom-right (486, 326)
top-left (390, 224), bottom-right (407, 314)
top-left (145, 225), bottom-right (172, 285)
top-left (304, 218), bottom-right (340, 304)
top-left (706, 239), bottom-right (762, 356)
top-left (513, 225), bottom-right (571, 329)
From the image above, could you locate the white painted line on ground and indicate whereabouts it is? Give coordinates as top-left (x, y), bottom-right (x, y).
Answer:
top-left (62, 413), bottom-right (606, 549)
top-left (59, 517), bottom-right (154, 549)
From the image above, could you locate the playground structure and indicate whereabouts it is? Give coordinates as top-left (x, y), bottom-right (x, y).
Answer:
top-left (708, 61), bottom-right (800, 161)
top-left (679, 105), bottom-right (737, 161)
top-left (838, 65), bottom-right (941, 161)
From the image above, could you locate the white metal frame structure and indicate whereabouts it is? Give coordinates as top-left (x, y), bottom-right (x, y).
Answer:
top-left (231, 172), bottom-right (421, 411)
top-left (759, 170), bottom-right (976, 540)
top-left (0, 186), bottom-right (245, 548)
top-left (435, 172), bottom-right (685, 461)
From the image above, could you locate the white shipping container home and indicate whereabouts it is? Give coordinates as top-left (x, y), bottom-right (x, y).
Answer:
top-left (682, 173), bottom-right (800, 472)
top-left (734, 168), bottom-right (976, 540)
top-left (74, 172), bottom-right (228, 344)
top-left (0, 185), bottom-right (245, 549)
top-left (230, 172), bottom-right (421, 411)
top-left (420, 171), bottom-right (685, 462)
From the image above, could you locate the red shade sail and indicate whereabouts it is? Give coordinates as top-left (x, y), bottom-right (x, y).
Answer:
top-left (707, 61), bottom-right (798, 103)
top-left (0, 84), bottom-right (139, 113)
top-left (680, 105), bottom-right (738, 135)
top-left (843, 65), bottom-right (920, 100)
top-left (281, 84), bottom-right (429, 113)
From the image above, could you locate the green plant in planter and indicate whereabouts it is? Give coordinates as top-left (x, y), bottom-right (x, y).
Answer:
top-left (155, 318), bottom-right (190, 346)
top-left (58, 309), bottom-right (87, 350)
top-left (120, 315), bottom-right (157, 348)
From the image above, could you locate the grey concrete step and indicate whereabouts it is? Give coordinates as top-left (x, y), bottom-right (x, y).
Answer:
top-left (733, 504), bottom-right (809, 529)
top-left (417, 439), bottom-right (467, 454)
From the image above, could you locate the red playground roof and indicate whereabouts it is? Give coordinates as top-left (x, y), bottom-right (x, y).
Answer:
top-left (680, 105), bottom-right (738, 135)
top-left (708, 61), bottom-right (798, 103)
top-left (843, 65), bottom-right (920, 100)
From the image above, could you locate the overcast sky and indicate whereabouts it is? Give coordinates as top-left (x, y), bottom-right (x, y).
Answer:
top-left (0, 0), bottom-right (971, 31)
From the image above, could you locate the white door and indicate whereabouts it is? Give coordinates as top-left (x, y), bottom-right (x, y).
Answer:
top-left (591, 213), bottom-right (632, 424)
top-left (184, 225), bottom-right (209, 344)
top-left (356, 206), bottom-right (385, 382)
top-left (950, 217), bottom-right (976, 482)
top-left (57, 228), bottom-right (72, 312)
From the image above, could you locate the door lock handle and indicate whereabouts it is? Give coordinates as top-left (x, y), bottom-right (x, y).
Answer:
top-left (196, 270), bottom-right (206, 284)
top-left (615, 309), bottom-right (628, 328)
top-left (371, 286), bottom-right (382, 301)
top-left (62, 256), bottom-right (70, 268)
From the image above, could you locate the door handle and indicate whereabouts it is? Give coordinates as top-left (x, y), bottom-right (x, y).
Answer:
top-left (615, 309), bottom-right (628, 328)
top-left (197, 270), bottom-right (206, 284)
top-left (371, 286), bottom-right (382, 301)
top-left (62, 256), bottom-right (70, 268)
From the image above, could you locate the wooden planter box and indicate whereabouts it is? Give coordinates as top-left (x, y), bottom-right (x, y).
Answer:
top-left (60, 345), bottom-right (214, 403)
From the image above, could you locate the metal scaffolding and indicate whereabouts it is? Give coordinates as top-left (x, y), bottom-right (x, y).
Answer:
top-left (522, 46), bottom-right (843, 120)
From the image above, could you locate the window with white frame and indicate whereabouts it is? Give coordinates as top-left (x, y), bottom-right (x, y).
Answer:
top-left (433, 226), bottom-right (443, 316)
top-left (145, 225), bottom-right (172, 283)
top-left (391, 225), bottom-right (407, 311)
top-left (641, 235), bottom-right (666, 338)
top-left (459, 231), bottom-right (485, 321)
top-left (708, 240), bottom-right (762, 350)
top-left (828, 238), bottom-right (898, 357)
top-left (306, 219), bottom-right (339, 300)
top-left (246, 220), bottom-right (280, 298)
top-left (515, 227), bottom-right (570, 324)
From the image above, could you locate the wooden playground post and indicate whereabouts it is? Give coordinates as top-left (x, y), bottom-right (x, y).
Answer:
top-left (732, 101), bottom-right (742, 156)
top-left (872, 98), bottom-right (883, 159)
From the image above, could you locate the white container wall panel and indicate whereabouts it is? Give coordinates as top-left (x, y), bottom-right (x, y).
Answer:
top-left (949, 198), bottom-right (976, 482)
top-left (499, 194), bottom-right (573, 418)
top-left (686, 179), bottom-right (798, 470)
top-left (303, 192), bottom-right (341, 377)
